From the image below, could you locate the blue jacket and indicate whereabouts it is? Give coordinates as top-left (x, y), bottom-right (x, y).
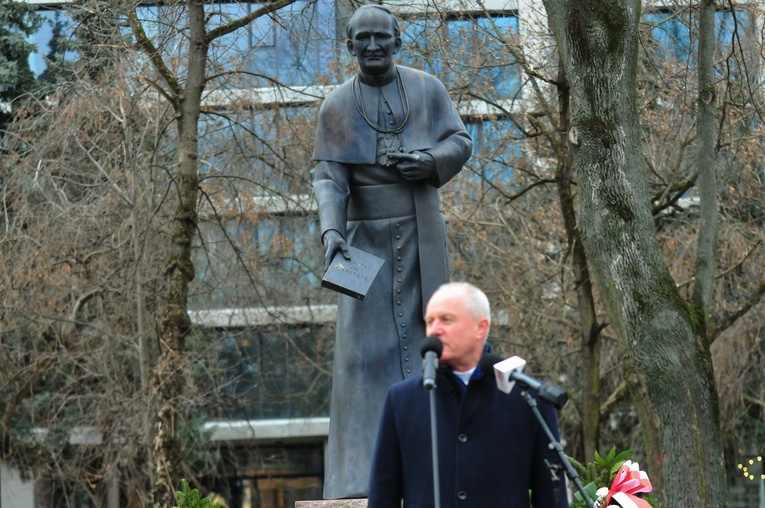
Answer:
top-left (368, 363), bottom-right (570, 508)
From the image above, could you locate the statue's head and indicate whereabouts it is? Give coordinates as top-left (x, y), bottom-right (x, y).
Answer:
top-left (346, 5), bottom-right (402, 77)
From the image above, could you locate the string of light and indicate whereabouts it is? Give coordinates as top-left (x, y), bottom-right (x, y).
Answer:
top-left (737, 455), bottom-right (764, 481)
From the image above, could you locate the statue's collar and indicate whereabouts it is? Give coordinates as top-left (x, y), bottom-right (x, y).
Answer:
top-left (356, 65), bottom-right (398, 87)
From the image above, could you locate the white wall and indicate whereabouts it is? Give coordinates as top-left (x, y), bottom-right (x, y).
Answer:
top-left (0, 463), bottom-right (35, 508)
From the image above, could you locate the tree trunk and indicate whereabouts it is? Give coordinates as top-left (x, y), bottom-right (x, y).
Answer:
top-left (691, 0), bottom-right (719, 314)
top-left (554, 62), bottom-right (602, 460)
top-left (541, 0), bottom-right (727, 505)
top-left (150, 1), bottom-right (208, 505)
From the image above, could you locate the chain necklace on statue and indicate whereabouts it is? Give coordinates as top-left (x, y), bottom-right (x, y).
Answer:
top-left (352, 67), bottom-right (410, 166)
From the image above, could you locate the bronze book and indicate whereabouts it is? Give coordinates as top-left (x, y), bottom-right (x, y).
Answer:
top-left (321, 246), bottom-right (384, 300)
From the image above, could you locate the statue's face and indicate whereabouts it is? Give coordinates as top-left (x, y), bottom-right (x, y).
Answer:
top-left (347, 9), bottom-right (401, 77)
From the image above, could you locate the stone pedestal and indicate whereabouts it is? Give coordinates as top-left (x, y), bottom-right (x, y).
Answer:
top-left (295, 499), bottom-right (367, 508)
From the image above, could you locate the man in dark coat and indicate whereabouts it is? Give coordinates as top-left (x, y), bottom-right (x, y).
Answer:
top-left (312, 5), bottom-right (472, 499)
top-left (368, 282), bottom-right (570, 508)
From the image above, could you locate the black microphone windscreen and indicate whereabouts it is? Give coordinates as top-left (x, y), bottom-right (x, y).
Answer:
top-left (420, 336), bottom-right (444, 358)
top-left (478, 353), bottom-right (503, 375)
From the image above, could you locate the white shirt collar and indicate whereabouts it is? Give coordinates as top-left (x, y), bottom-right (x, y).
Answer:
top-left (453, 367), bottom-right (476, 385)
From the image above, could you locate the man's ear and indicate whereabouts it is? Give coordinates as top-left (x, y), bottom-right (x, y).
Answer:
top-left (475, 318), bottom-right (489, 342)
top-left (392, 36), bottom-right (402, 54)
top-left (347, 39), bottom-right (356, 56)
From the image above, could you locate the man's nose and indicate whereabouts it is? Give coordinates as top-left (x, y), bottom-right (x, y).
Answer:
top-left (427, 321), bottom-right (442, 336)
top-left (368, 36), bottom-right (380, 50)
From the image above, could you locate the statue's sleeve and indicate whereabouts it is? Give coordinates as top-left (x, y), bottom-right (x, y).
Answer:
top-left (422, 80), bottom-right (472, 189)
top-left (427, 127), bottom-right (472, 189)
top-left (312, 160), bottom-right (350, 240)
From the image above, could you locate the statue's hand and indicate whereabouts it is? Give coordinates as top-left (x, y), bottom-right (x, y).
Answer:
top-left (389, 151), bottom-right (435, 181)
top-left (322, 229), bottom-right (350, 272)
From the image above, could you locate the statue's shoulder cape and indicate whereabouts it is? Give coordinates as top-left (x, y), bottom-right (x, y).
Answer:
top-left (312, 65), bottom-right (466, 164)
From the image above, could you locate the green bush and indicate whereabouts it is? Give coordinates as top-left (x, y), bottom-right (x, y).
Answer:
top-left (174, 479), bottom-right (222, 508)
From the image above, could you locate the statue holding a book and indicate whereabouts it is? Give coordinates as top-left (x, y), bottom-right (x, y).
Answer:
top-left (311, 4), bottom-right (472, 499)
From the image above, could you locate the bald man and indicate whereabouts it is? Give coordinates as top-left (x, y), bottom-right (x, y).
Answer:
top-left (368, 282), bottom-right (569, 508)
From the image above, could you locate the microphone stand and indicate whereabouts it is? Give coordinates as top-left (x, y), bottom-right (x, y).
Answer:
top-left (520, 390), bottom-right (595, 508)
top-left (426, 382), bottom-right (441, 508)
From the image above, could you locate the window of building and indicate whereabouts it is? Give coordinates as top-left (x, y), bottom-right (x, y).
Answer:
top-left (201, 0), bottom-right (340, 88)
top-left (211, 326), bottom-right (332, 420)
top-left (399, 14), bottom-right (521, 99)
top-left (643, 8), bottom-right (753, 70)
top-left (466, 118), bottom-right (523, 182)
top-left (192, 214), bottom-right (325, 310)
top-left (202, 444), bottom-right (324, 508)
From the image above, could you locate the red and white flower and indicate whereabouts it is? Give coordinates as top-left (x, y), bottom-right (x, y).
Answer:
top-left (604, 460), bottom-right (653, 508)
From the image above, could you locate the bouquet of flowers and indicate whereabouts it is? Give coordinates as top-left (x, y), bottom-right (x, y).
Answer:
top-left (569, 447), bottom-right (659, 508)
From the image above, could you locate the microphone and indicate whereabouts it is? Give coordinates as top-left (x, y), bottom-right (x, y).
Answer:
top-left (420, 337), bottom-right (443, 390)
top-left (479, 354), bottom-right (569, 410)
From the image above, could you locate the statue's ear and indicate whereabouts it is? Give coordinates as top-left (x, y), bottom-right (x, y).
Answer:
top-left (347, 39), bottom-right (357, 56)
top-left (393, 36), bottom-right (402, 54)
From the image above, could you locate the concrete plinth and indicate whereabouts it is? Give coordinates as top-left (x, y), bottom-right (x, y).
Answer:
top-left (295, 499), bottom-right (367, 508)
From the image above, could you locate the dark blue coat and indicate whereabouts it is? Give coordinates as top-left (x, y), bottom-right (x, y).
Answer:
top-left (368, 364), bottom-right (570, 508)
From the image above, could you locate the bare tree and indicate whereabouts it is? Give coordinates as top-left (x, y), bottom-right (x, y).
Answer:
top-left (1, 58), bottom-right (178, 506)
top-left (538, 0), bottom-right (730, 504)
top-left (124, 2), bottom-right (308, 503)
top-left (409, 5), bottom-right (764, 496)
top-left (1, 1), bottom-right (335, 506)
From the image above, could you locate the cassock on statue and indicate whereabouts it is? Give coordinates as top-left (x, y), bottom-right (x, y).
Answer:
top-left (312, 63), bottom-right (471, 498)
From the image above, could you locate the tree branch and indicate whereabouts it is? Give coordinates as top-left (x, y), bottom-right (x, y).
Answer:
top-left (204, 0), bottom-right (299, 44)
top-left (128, 8), bottom-right (182, 103)
top-left (711, 278), bottom-right (765, 343)
top-left (600, 378), bottom-right (628, 418)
